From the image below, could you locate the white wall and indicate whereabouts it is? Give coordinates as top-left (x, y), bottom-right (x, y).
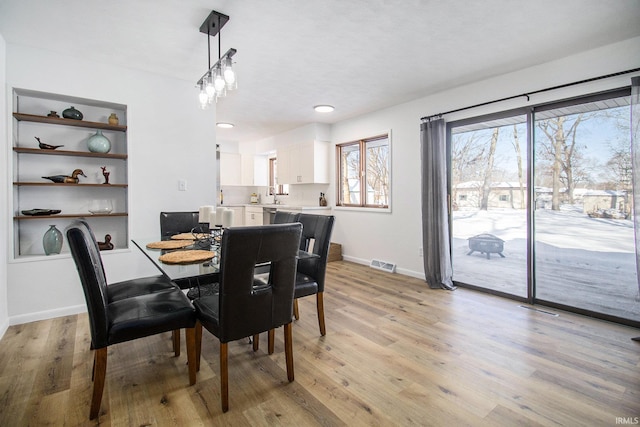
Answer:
top-left (0, 33), bottom-right (8, 336)
top-left (330, 37), bottom-right (640, 279)
top-left (5, 44), bottom-right (218, 324)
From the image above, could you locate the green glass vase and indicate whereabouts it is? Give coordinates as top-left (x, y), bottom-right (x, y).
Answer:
top-left (43, 225), bottom-right (63, 255)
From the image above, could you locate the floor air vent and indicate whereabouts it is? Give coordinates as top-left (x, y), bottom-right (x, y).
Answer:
top-left (370, 259), bottom-right (396, 273)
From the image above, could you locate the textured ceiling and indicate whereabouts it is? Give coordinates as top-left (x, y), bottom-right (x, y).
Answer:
top-left (1, 0), bottom-right (639, 145)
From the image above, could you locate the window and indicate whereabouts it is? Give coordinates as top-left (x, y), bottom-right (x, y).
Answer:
top-left (268, 158), bottom-right (288, 195)
top-left (499, 195), bottom-right (509, 201)
top-left (336, 134), bottom-right (390, 208)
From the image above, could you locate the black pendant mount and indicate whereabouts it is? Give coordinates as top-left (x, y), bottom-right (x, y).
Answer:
top-left (199, 10), bottom-right (230, 37)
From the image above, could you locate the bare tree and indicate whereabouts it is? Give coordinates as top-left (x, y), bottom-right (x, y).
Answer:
top-left (537, 114), bottom-right (586, 209)
top-left (512, 125), bottom-right (525, 209)
top-left (451, 132), bottom-right (486, 205)
top-left (480, 128), bottom-right (499, 210)
top-left (366, 145), bottom-right (389, 205)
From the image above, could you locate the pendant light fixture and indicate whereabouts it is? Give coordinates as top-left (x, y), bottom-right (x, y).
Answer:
top-left (197, 10), bottom-right (237, 109)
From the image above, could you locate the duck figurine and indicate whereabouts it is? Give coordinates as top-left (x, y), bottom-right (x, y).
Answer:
top-left (35, 136), bottom-right (64, 150)
top-left (42, 169), bottom-right (86, 184)
top-left (98, 234), bottom-right (114, 251)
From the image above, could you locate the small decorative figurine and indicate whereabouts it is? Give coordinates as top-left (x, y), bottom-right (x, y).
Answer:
top-left (42, 168), bottom-right (86, 184)
top-left (98, 234), bottom-right (114, 251)
top-left (35, 136), bottom-right (64, 150)
top-left (108, 113), bottom-right (119, 125)
top-left (101, 166), bottom-right (110, 184)
top-left (47, 111), bottom-right (60, 118)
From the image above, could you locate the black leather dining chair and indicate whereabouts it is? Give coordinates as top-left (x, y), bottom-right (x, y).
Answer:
top-left (66, 221), bottom-right (197, 420)
top-left (293, 214), bottom-right (335, 336)
top-left (74, 220), bottom-right (186, 355)
top-left (273, 210), bottom-right (300, 224)
top-left (74, 220), bottom-right (179, 302)
top-left (159, 211), bottom-right (201, 240)
top-left (192, 223), bottom-right (302, 412)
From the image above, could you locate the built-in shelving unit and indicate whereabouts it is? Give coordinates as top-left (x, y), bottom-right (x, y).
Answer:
top-left (11, 88), bottom-right (129, 258)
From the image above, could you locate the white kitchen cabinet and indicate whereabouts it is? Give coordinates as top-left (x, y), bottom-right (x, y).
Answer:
top-left (277, 140), bottom-right (329, 184)
top-left (222, 153), bottom-right (268, 186)
top-left (240, 154), bottom-right (268, 186)
top-left (244, 206), bottom-right (263, 226)
top-left (220, 152), bottom-right (242, 185)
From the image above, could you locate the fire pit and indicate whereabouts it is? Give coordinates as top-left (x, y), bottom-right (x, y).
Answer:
top-left (467, 234), bottom-right (505, 259)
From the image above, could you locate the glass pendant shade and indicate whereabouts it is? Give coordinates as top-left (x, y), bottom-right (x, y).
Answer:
top-left (198, 84), bottom-right (208, 109)
top-left (205, 75), bottom-right (215, 101)
top-left (223, 57), bottom-right (236, 88)
top-left (213, 67), bottom-right (226, 94)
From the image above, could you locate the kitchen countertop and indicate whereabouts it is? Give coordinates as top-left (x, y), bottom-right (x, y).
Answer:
top-left (221, 203), bottom-right (331, 210)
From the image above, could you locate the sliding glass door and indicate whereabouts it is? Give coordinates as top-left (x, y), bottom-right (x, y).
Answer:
top-left (448, 88), bottom-right (640, 324)
top-left (533, 93), bottom-right (638, 321)
top-left (450, 113), bottom-right (529, 298)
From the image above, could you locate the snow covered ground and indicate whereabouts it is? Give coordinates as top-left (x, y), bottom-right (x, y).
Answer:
top-left (452, 206), bottom-right (640, 322)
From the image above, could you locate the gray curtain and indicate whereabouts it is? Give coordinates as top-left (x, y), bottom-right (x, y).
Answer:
top-left (421, 118), bottom-right (455, 290)
top-left (632, 77), bottom-right (640, 295)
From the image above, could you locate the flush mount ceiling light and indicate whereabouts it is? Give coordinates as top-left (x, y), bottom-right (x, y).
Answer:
top-left (197, 10), bottom-right (237, 109)
top-left (314, 105), bottom-right (335, 113)
top-left (216, 122), bottom-right (234, 129)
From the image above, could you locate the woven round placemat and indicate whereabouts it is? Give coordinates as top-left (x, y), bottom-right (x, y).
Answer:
top-left (170, 232), bottom-right (209, 240)
top-left (145, 240), bottom-right (193, 250)
top-left (159, 249), bottom-right (214, 265)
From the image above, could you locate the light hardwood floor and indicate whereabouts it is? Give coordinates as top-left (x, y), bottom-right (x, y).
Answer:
top-left (1, 260), bottom-right (639, 426)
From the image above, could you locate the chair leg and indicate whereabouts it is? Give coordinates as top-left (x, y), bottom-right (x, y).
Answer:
top-left (316, 292), bottom-right (326, 336)
top-left (90, 347), bottom-right (107, 420)
top-left (293, 299), bottom-right (300, 320)
top-left (195, 321), bottom-right (202, 372)
top-left (284, 323), bottom-right (294, 382)
top-left (252, 334), bottom-right (259, 352)
top-left (268, 329), bottom-right (275, 355)
top-left (220, 342), bottom-right (229, 412)
top-left (172, 329), bottom-right (180, 356)
top-left (185, 327), bottom-right (197, 385)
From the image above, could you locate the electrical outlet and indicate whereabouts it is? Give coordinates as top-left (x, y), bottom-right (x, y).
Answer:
top-left (418, 247), bottom-right (423, 257)
top-left (178, 179), bottom-right (187, 191)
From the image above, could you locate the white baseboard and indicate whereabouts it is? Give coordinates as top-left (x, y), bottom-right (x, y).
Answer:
top-left (0, 318), bottom-right (9, 341)
top-left (341, 255), bottom-right (425, 280)
top-left (10, 304), bottom-right (86, 326)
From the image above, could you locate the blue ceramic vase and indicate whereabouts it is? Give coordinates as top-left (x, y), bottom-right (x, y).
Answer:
top-left (87, 130), bottom-right (111, 153)
top-left (43, 225), bottom-right (63, 255)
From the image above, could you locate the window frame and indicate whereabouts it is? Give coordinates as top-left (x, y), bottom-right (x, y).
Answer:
top-left (268, 157), bottom-right (288, 195)
top-left (335, 133), bottom-right (391, 210)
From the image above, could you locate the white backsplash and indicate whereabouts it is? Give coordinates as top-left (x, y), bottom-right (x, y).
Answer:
top-left (220, 184), bottom-right (329, 207)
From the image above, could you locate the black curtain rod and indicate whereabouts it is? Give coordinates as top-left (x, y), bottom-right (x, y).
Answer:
top-left (420, 67), bottom-right (640, 122)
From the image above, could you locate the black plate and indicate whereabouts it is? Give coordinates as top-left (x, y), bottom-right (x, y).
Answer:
top-left (21, 209), bottom-right (62, 216)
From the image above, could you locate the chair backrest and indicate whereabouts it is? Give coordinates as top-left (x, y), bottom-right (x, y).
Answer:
top-left (296, 214), bottom-right (335, 291)
top-left (218, 223), bottom-right (302, 342)
top-left (160, 211), bottom-right (201, 239)
top-left (273, 211), bottom-right (299, 224)
top-left (66, 220), bottom-right (110, 348)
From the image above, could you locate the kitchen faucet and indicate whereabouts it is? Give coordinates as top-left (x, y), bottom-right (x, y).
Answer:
top-left (267, 186), bottom-right (279, 204)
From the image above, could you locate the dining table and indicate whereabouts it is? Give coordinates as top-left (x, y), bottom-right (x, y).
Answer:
top-left (132, 232), bottom-right (319, 298)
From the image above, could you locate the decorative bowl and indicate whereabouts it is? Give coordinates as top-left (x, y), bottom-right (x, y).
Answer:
top-left (88, 199), bottom-right (113, 214)
top-left (21, 209), bottom-right (61, 216)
